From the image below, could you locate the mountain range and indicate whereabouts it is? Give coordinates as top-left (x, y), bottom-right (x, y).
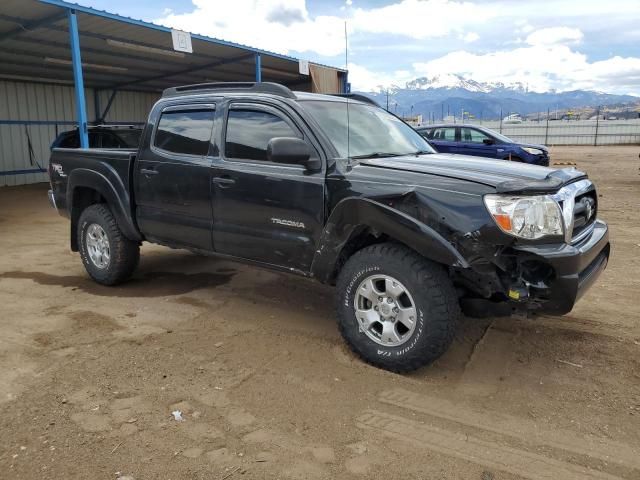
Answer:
top-left (358, 74), bottom-right (639, 120)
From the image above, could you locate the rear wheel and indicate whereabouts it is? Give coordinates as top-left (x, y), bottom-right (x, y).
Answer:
top-left (78, 204), bottom-right (139, 285)
top-left (336, 243), bottom-right (459, 372)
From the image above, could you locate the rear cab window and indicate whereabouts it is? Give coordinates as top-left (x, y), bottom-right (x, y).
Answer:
top-left (154, 107), bottom-right (215, 156)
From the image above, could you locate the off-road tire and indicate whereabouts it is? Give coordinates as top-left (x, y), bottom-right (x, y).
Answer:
top-left (336, 243), bottom-right (459, 373)
top-left (78, 204), bottom-right (139, 285)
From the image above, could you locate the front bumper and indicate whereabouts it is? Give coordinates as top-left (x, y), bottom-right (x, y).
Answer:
top-left (513, 220), bottom-right (610, 315)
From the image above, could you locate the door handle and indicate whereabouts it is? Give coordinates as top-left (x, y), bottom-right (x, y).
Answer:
top-left (140, 168), bottom-right (159, 176)
top-left (212, 176), bottom-right (235, 187)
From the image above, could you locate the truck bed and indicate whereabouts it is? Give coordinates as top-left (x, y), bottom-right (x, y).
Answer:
top-left (49, 148), bottom-right (137, 219)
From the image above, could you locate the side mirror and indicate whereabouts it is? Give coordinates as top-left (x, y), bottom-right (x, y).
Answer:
top-left (267, 137), bottom-right (320, 172)
top-left (483, 138), bottom-right (495, 145)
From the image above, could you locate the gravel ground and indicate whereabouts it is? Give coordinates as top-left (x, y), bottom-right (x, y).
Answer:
top-left (0, 145), bottom-right (639, 479)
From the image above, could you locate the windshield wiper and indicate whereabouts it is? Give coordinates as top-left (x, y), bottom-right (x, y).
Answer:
top-left (350, 152), bottom-right (403, 160)
top-left (410, 150), bottom-right (434, 155)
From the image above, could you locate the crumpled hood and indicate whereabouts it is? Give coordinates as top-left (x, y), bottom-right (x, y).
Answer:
top-left (359, 153), bottom-right (585, 193)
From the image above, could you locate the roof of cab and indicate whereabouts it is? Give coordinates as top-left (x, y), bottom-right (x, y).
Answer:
top-left (162, 82), bottom-right (379, 107)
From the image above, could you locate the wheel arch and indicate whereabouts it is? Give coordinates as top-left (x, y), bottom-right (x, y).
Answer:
top-left (311, 197), bottom-right (469, 284)
top-left (67, 168), bottom-right (141, 251)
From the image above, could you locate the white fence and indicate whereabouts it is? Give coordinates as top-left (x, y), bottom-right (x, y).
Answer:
top-left (473, 119), bottom-right (640, 146)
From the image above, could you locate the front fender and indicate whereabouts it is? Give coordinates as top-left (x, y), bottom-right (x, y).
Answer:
top-left (311, 197), bottom-right (469, 283)
top-left (68, 168), bottom-right (142, 243)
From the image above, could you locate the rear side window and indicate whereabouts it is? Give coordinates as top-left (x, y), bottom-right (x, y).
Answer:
top-left (154, 109), bottom-right (215, 156)
top-left (417, 129), bottom-right (433, 139)
top-left (225, 109), bottom-right (300, 161)
top-left (431, 127), bottom-right (456, 141)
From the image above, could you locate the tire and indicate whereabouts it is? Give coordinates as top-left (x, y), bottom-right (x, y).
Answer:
top-left (78, 203), bottom-right (139, 286)
top-left (510, 156), bottom-right (523, 162)
top-left (336, 243), bottom-right (459, 373)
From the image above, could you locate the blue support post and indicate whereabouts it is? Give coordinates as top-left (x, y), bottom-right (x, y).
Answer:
top-left (255, 53), bottom-right (261, 82)
top-left (67, 9), bottom-right (89, 148)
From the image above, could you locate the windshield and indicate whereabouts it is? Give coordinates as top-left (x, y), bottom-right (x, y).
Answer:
top-left (481, 127), bottom-right (512, 143)
top-left (301, 100), bottom-right (435, 158)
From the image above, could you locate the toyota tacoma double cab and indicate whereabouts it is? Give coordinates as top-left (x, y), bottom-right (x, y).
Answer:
top-left (48, 82), bottom-right (610, 372)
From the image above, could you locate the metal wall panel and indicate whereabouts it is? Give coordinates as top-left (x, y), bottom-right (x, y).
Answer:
top-left (0, 79), bottom-right (159, 187)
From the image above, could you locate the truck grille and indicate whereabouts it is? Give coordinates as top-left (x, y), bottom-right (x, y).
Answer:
top-left (553, 179), bottom-right (597, 244)
top-left (571, 190), bottom-right (597, 240)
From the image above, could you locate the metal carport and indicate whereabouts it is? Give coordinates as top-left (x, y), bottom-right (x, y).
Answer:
top-left (0, 0), bottom-right (347, 186)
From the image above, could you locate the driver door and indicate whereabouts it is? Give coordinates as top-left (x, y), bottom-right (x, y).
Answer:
top-left (210, 102), bottom-right (325, 272)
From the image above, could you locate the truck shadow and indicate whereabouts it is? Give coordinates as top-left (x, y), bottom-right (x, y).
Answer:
top-left (0, 268), bottom-right (236, 298)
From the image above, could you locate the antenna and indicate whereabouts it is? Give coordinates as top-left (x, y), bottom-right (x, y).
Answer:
top-left (344, 20), bottom-right (351, 164)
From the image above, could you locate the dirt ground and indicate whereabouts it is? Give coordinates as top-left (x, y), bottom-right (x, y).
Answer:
top-left (0, 145), bottom-right (639, 480)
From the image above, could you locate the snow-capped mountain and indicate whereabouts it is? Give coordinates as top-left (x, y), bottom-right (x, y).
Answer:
top-left (406, 74), bottom-right (500, 93)
top-left (358, 75), bottom-right (639, 120)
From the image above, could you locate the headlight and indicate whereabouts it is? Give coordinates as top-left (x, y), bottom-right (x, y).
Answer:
top-left (484, 195), bottom-right (563, 239)
top-left (522, 147), bottom-right (544, 155)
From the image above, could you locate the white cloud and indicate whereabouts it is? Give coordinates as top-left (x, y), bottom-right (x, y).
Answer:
top-left (347, 63), bottom-right (414, 92)
top-left (157, 0), bottom-right (346, 56)
top-left (350, 0), bottom-right (496, 39)
top-left (155, 0), bottom-right (498, 56)
top-left (526, 27), bottom-right (583, 46)
top-left (411, 44), bottom-right (640, 95)
top-left (153, 1), bottom-right (640, 96)
top-left (462, 32), bottom-right (479, 43)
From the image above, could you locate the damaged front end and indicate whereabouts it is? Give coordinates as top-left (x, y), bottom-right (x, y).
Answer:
top-left (450, 172), bottom-right (611, 318)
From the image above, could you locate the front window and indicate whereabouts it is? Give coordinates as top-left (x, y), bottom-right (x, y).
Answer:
top-left (461, 127), bottom-right (491, 143)
top-left (301, 100), bottom-right (435, 158)
top-left (225, 109), bottom-right (301, 161)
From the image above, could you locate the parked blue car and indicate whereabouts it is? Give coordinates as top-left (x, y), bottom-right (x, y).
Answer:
top-left (416, 124), bottom-right (550, 166)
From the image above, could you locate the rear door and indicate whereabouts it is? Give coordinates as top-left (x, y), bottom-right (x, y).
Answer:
top-left (428, 126), bottom-right (459, 153)
top-left (458, 127), bottom-right (499, 158)
top-left (134, 103), bottom-right (217, 250)
top-left (210, 101), bottom-right (325, 272)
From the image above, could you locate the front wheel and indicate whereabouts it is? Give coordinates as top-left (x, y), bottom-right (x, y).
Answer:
top-left (78, 204), bottom-right (139, 285)
top-left (336, 243), bottom-right (459, 373)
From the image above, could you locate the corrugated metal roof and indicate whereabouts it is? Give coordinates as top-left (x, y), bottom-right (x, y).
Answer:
top-left (0, 0), bottom-right (345, 92)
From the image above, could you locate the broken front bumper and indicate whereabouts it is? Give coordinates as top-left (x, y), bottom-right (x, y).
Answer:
top-left (513, 219), bottom-right (610, 315)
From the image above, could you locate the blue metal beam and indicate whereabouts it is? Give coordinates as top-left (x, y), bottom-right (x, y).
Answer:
top-left (0, 120), bottom-right (76, 125)
top-left (0, 168), bottom-right (47, 176)
top-left (255, 54), bottom-right (262, 82)
top-left (0, 11), bottom-right (66, 43)
top-left (67, 9), bottom-right (88, 148)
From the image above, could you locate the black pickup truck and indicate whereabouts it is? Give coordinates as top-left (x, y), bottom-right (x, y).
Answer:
top-left (48, 82), bottom-right (610, 372)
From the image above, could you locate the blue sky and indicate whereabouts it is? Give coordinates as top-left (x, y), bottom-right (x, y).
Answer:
top-left (78, 0), bottom-right (640, 95)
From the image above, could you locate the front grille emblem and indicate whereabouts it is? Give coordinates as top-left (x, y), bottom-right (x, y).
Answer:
top-left (582, 197), bottom-right (594, 220)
